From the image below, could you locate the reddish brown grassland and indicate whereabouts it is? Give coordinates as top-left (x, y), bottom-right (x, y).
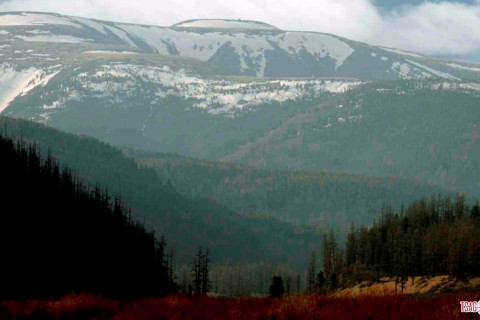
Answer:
top-left (1, 292), bottom-right (477, 320)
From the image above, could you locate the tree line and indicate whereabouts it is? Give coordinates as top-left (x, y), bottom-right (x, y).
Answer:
top-left (306, 195), bottom-right (480, 293)
top-left (344, 196), bottom-right (480, 283)
top-left (177, 261), bottom-right (302, 297)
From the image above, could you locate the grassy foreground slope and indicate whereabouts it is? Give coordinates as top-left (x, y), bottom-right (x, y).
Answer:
top-left (0, 293), bottom-right (470, 320)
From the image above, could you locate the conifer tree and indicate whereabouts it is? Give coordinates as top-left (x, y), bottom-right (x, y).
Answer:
top-left (307, 251), bottom-right (316, 293)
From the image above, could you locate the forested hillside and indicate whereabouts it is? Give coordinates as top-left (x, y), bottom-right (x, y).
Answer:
top-left (220, 81), bottom-right (480, 197)
top-left (132, 150), bottom-right (447, 228)
top-left (0, 116), bottom-right (319, 268)
top-left (0, 135), bottom-right (174, 299)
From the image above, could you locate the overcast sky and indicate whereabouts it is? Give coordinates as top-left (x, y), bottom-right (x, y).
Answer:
top-left (0, 0), bottom-right (479, 61)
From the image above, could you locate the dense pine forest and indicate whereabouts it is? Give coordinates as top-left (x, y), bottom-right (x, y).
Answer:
top-left (0, 135), bottom-right (175, 300)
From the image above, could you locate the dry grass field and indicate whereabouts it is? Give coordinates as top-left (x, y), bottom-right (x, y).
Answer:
top-left (1, 291), bottom-right (477, 320)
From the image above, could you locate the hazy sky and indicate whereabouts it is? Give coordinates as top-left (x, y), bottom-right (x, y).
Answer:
top-left (0, 0), bottom-right (479, 60)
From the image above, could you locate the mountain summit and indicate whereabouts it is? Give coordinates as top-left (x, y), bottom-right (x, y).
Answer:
top-left (172, 19), bottom-right (281, 31)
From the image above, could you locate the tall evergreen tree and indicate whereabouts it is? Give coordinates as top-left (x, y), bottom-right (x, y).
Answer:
top-left (307, 251), bottom-right (316, 293)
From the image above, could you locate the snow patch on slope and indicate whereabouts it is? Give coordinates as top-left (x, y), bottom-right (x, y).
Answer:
top-left (21, 70), bottom-right (60, 95)
top-left (0, 64), bottom-right (60, 113)
top-left (71, 16), bottom-right (108, 35)
top-left (0, 13), bottom-right (82, 28)
top-left (381, 47), bottom-right (424, 58)
top-left (116, 25), bottom-right (354, 75)
top-left (390, 60), bottom-right (458, 80)
top-left (25, 29), bottom-right (50, 34)
top-left (406, 60), bottom-right (459, 80)
top-left (276, 33), bottom-right (354, 68)
top-left (72, 63), bottom-right (363, 117)
top-left (15, 35), bottom-right (92, 43)
top-left (104, 25), bottom-right (138, 48)
top-left (118, 24), bottom-right (224, 60)
top-left (391, 62), bottom-right (412, 79)
top-left (447, 63), bottom-right (480, 73)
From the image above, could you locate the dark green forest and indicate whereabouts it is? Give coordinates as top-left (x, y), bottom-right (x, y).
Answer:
top-left (0, 135), bottom-right (174, 299)
top-left (132, 150), bottom-right (447, 229)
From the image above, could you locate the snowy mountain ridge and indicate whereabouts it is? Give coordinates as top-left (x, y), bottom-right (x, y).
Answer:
top-left (1, 12), bottom-right (480, 199)
top-left (1, 12), bottom-right (480, 80)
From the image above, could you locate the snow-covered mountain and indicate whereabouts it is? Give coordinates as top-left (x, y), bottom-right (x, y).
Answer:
top-left (2, 12), bottom-right (480, 199)
top-left (1, 12), bottom-right (480, 79)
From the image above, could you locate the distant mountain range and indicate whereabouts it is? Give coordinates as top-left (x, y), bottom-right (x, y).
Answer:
top-left (1, 11), bottom-right (480, 220)
top-left (1, 12), bottom-right (480, 79)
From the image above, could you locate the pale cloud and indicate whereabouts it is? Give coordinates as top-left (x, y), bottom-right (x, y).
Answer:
top-left (372, 1), bottom-right (480, 56)
top-left (0, 0), bottom-right (479, 60)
